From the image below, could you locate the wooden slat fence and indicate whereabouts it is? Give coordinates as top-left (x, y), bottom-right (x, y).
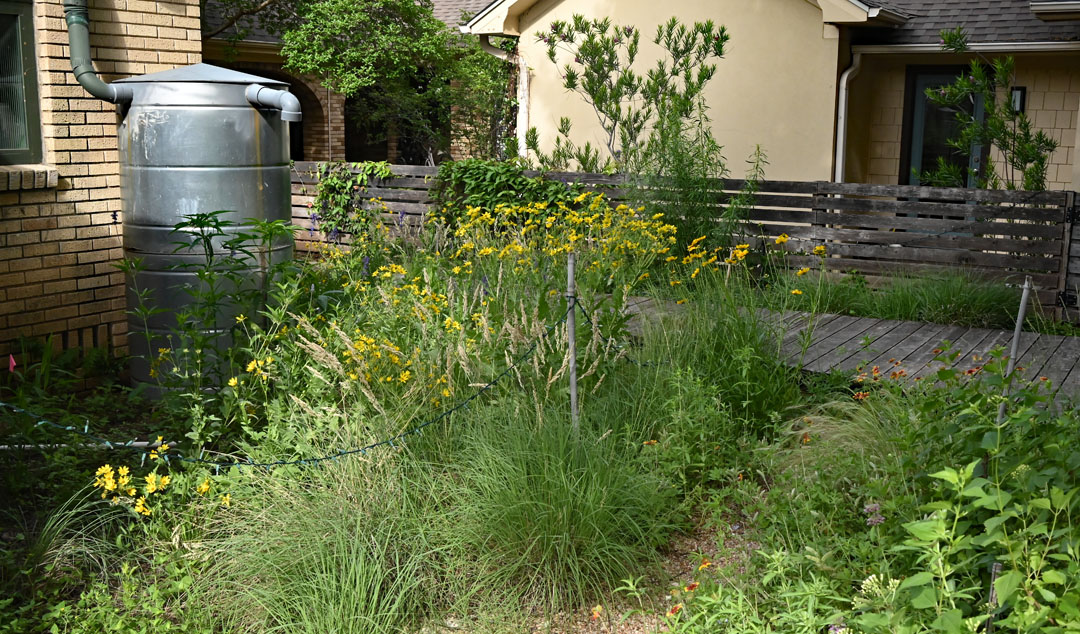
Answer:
top-left (290, 162), bottom-right (1080, 312)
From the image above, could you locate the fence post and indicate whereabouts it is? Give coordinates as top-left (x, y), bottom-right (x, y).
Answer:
top-left (566, 251), bottom-right (579, 434)
top-left (998, 276), bottom-right (1032, 424)
top-left (810, 182), bottom-right (828, 250)
top-left (1058, 191), bottom-right (1077, 321)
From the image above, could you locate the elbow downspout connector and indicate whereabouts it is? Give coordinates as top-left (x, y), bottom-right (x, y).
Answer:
top-left (62, 0), bottom-right (132, 105)
top-left (477, 34), bottom-right (510, 60)
top-left (246, 84), bottom-right (303, 122)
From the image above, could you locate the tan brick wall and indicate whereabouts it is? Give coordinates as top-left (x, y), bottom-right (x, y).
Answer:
top-left (847, 52), bottom-right (1080, 189)
top-left (0, 0), bottom-right (201, 357)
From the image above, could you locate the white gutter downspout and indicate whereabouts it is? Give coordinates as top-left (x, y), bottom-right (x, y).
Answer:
top-left (834, 51), bottom-right (862, 182)
top-left (515, 53), bottom-right (529, 159)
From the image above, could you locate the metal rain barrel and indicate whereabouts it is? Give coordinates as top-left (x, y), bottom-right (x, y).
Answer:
top-left (116, 64), bottom-right (296, 386)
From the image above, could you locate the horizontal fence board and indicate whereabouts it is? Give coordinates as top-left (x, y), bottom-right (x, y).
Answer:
top-left (820, 196), bottom-right (1064, 222)
top-left (807, 211), bottom-right (1058, 239)
top-left (787, 255), bottom-right (1059, 286)
top-left (783, 242), bottom-right (1060, 272)
top-left (366, 176), bottom-right (434, 189)
top-left (758, 225), bottom-right (1063, 255)
top-left (357, 187), bottom-right (433, 203)
top-left (816, 182), bottom-right (1069, 206)
top-left (375, 201), bottom-right (431, 216)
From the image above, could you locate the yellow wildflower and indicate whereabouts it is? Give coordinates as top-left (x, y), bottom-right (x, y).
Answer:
top-left (134, 497), bottom-right (151, 516)
top-left (791, 289), bottom-right (803, 295)
top-left (796, 267), bottom-right (810, 276)
top-left (813, 245), bottom-right (826, 256)
top-left (220, 494), bottom-right (231, 508)
top-left (235, 314), bottom-right (246, 323)
top-left (197, 479), bottom-right (210, 495)
top-left (228, 377), bottom-right (238, 387)
top-left (775, 233), bottom-right (790, 245)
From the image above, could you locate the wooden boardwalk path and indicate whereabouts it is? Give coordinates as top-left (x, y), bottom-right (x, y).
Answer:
top-left (624, 297), bottom-right (1080, 394)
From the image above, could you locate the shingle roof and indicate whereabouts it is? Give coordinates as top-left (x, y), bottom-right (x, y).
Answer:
top-left (856, 0), bottom-right (1080, 45)
top-left (202, 0), bottom-right (492, 42)
top-left (432, 0), bottom-right (492, 27)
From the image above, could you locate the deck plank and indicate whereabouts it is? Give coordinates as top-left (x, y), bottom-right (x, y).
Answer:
top-left (787, 314), bottom-right (867, 363)
top-left (806, 318), bottom-right (897, 373)
top-left (798, 316), bottom-right (879, 369)
top-left (861, 322), bottom-right (958, 374)
top-left (911, 327), bottom-right (995, 380)
top-left (831, 320), bottom-right (924, 374)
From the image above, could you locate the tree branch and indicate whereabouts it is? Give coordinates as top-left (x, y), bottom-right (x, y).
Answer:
top-left (203, 0), bottom-right (281, 41)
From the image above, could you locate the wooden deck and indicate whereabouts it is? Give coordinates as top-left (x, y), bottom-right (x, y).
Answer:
top-left (624, 297), bottom-right (1080, 395)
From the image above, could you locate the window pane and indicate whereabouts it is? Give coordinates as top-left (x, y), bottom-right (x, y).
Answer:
top-left (918, 85), bottom-right (970, 181)
top-left (0, 13), bottom-right (30, 152)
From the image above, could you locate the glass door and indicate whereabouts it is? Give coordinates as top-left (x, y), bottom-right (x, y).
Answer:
top-left (907, 72), bottom-right (984, 187)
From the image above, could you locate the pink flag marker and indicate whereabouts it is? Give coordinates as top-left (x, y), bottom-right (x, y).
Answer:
top-left (8, 354), bottom-right (15, 373)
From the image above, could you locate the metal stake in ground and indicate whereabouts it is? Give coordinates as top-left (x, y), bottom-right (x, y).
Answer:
top-left (567, 251), bottom-right (579, 433)
top-left (998, 276), bottom-right (1033, 423)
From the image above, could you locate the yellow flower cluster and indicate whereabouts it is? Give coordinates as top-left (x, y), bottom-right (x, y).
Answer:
top-left (149, 436), bottom-right (169, 461)
top-left (91, 459), bottom-right (196, 517)
top-left (341, 331), bottom-right (418, 384)
top-left (447, 193), bottom-right (678, 276)
top-left (93, 464), bottom-right (134, 499)
top-left (724, 243), bottom-right (750, 265)
top-left (245, 356), bottom-right (274, 381)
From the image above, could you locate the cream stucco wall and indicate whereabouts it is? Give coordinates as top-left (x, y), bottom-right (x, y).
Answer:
top-left (515, 0), bottom-right (843, 181)
top-left (846, 52), bottom-right (1080, 190)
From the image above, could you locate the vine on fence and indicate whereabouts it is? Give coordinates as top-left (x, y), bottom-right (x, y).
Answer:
top-left (309, 161), bottom-right (393, 242)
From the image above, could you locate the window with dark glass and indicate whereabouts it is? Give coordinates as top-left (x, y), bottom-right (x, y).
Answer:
top-left (1, 0), bottom-right (41, 165)
top-left (901, 68), bottom-right (985, 188)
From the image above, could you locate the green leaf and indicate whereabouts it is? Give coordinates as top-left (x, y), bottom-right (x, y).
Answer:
top-left (931, 609), bottom-right (964, 633)
top-left (929, 467), bottom-right (960, 486)
top-left (900, 571), bottom-right (936, 589)
top-left (995, 570), bottom-right (1022, 604)
top-left (910, 585), bottom-right (938, 610)
top-left (1042, 569), bottom-right (1067, 585)
top-left (905, 519), bottom-right (945, 542)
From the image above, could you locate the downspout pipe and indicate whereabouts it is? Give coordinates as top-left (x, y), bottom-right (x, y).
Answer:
top-left (62, 0), bottom-right (132, 105)
top-left (245, 84), bottom-right (303, 122)
top-left (477, 33), bottom-right (510, 60)
top-left (834, 51), bottom-right (862, 183)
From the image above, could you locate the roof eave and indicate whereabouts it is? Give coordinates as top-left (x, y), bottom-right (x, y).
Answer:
top-left (853, 40), bottom-right (1080, 53)
top-left (461, 0), bottom-right (538, 35)
top-left (866, 7), bottom-right (909, 26)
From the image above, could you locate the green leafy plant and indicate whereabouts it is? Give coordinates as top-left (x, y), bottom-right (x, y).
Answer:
top-left (431, 158), bottom-right (582, 219)
top-left (308, 160), bottom-right (393, 243)
top-left (528, 16), bottom-right (729, 173)
top-left (924, 27), bottom-right (1059, 190)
